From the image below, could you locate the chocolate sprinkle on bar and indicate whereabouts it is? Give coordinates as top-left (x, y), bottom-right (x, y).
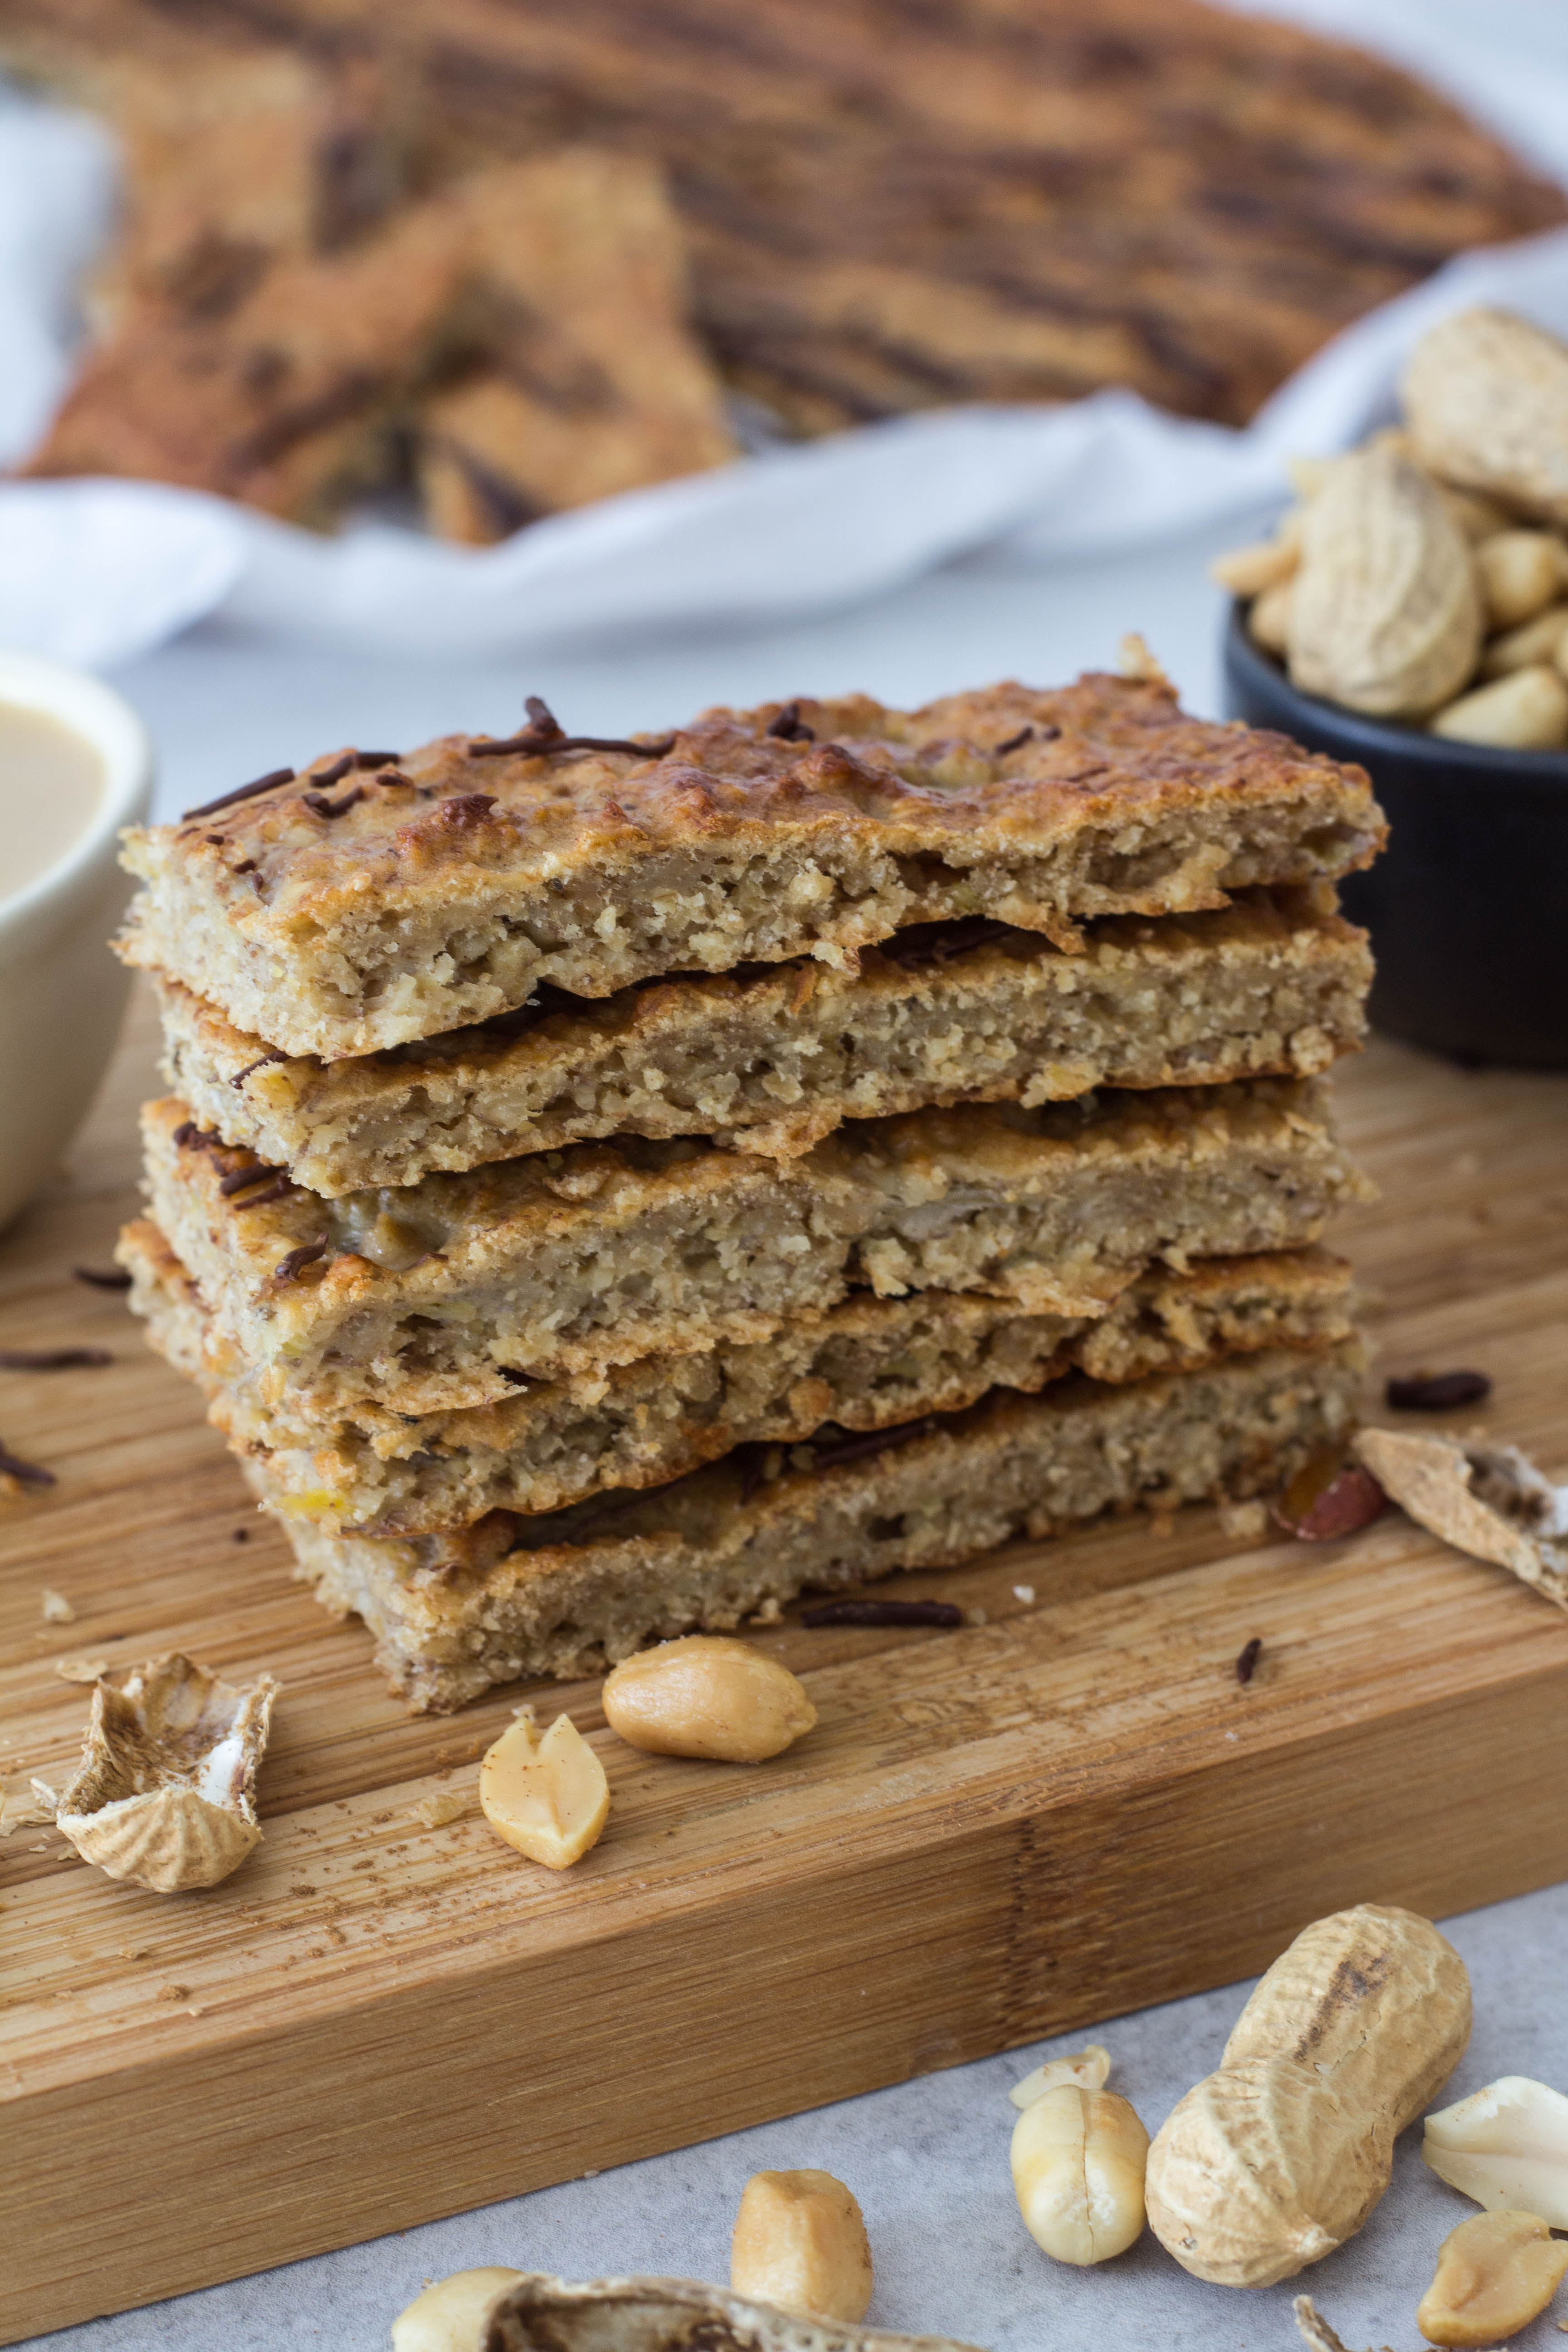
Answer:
top-left (0, 1347), bottom-right (112, 1370)
top-left (804, 1415), bottom-right (941, 1470)
top-left (230, 1049), bottom-right (288, 1089)
top-left (994, 725), bottom-right (1034, 755)
top-left (312, 752), bottom-right (356, 789)
top-left (302, 784), bottom-right (365, 820)
top-left (274, 1239), bottom-right (328, 1284)
top-left (73, 1265), bottom-right (132, 1290)
top-left (355, 750), bottom-right (402, 767)
top-left (469, 693), bottom-right (676, 762)
top-left (230, 1174), bottom-right (295, 1210)
top-left (800, 1598), bottom-right (964, 1628)
top-left (765, 701), bottom-right (815, 743)
top-left (1235, 1634), bottom-right (1264, 1685)
top-left (183, 766), bottom-right (296, 821)
top-left (218, 1163), bottom-right (287, 1197)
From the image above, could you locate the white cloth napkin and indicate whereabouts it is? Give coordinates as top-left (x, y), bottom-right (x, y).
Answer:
top-left (2, 0), bottom-right (1568, 671)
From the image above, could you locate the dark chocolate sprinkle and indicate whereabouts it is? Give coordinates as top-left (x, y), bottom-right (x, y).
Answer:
top-left (800, 1598), bottom-right (963, 1628)
top-left (804, 1416), bottom-right (940, 1470)
top-left (219, 1162), bottom-right (287, 1196)
top-left (469, 695), bottom-right (675, 761)
top-left (312, 752), bottom-right (355, 788)
top-left (302, 784), bottom-right (364, 820)
top-left (1235, 1635), bottom-right (1263, 1686)
top-left (231, 1175), bottom-right (294, 1210)
top-left (355, 750), bottom-right (401, 767)
top-left (182, 766), bottom-right (296, 820)
top-left (0, 1440), bottom-right (54, 1487)
top-left (1385, 1368), bottom-right (1493, 1411)
top-left (173, 1121), bottom-right (220, 1150)
top-left (73, 1265), bottom-right (132, 1290)
top-left (766, 701), bottom-right (815, 743)
top-left (274, 1239), bottom-right (328, 1283)
top-left (994, 725), bottom-right (1033, 755)
top-left (230, 1049), bottom-right (288, 1089)
top-left (0, 1348), bottom-right (112, 1370)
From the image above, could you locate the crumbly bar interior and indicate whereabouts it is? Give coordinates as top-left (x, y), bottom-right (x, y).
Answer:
top-left (118, 676), bottom-right (1386, 1057)
top-left (123, 1217), bottom-right (1354, 1533)
top-left (260, 1341), bottom-right (1363, 1708)
top-left (141, 1077), bottom-right (1369, 1414)
top-left (154, 889), bottom-right (1371, 1193)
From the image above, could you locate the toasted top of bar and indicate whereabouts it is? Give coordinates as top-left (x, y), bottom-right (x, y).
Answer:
top-left (120, 674), bottom-right (1384, 1058)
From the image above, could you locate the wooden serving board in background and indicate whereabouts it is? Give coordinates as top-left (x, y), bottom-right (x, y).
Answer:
top-left (4, 987), bottom-right (1568, 2343)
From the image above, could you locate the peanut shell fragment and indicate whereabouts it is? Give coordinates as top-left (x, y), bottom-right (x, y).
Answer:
top-left (1287, 447), bottom-right (1481, 718)
top-left (1423, 2075), bottom-right (1568, 2225)
top-left (601, 1637), bottom-right (816, 1763)
top-left (1145, 1904), bottom-right (1470, 2287)
top-left (1404, 308), bottom-right (1568, 526)
top-left (731, 2170), bottom-right (873, 2323)
top-left (1354, 1430), bottom-right (1568, 1610)
top-left (55, 1651), bottom-right (279, 1892)
top-left (1416, 2209), bottom-right (1568, 2347)
top-left (480, 2274), bottom-right (981, 2352)
top-left (394, 2268), bottom-right (526, 2352)
top-left (479, 1710), bottom-right (608, 1869)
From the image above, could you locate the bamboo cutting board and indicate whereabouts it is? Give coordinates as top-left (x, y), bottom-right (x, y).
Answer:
top-left (4, 986), bottom-right (1568, 2344)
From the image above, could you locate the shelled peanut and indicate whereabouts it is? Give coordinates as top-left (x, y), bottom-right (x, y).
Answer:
top-left (1213, 306), bottom-right (1568, 748)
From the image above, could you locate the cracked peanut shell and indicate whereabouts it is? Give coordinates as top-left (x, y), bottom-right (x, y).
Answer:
top-left (56, 1651), bottom-right (279, 1891)
top-left (480, 2274), bottom-right (980, 2352)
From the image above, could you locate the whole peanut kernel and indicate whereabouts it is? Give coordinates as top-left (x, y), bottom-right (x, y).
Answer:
top-left (1430, 663), bottom-right (1568, 748)
top-left (1010, 2083), bottom-right (1150, 2265)
top-left (1474, 529), bottom-right (1568, 630)
top-left (730, 2168), bottom-right (873, 2321)
top-left (392, 2267), bottom-right (525, 2352)
top-left (1416, 2210), bottom-right (1568, 2347)
top-left (479, 1711), bottom-right (608, 1868)
top-left (601, 1637), bottom-right (816, 1763)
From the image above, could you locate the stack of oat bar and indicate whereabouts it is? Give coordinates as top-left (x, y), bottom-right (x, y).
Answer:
top-left (116, 671), bottom-right (1385, 1711)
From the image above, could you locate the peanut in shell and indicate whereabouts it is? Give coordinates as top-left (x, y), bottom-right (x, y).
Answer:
top-left (1287, 448), bottom-right (1480, 719)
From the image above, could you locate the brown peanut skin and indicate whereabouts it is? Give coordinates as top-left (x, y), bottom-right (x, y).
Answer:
top-left (1145, 1904), bottom-right (1471, 2288)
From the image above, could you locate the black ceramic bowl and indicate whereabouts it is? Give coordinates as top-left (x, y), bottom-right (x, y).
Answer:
top-left (1223, 606), bottom-right (1568, 1068)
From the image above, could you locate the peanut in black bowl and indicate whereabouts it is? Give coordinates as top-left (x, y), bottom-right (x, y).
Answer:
top-left (1223, 604), bottom-right (1568, 1069)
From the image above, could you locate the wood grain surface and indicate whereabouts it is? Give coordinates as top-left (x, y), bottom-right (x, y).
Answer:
top-left (3, 985), bottom-right (1568, 2342)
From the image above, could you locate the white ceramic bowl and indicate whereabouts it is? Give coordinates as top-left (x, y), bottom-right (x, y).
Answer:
top-left (0, 649), bottom-right (153, 1232)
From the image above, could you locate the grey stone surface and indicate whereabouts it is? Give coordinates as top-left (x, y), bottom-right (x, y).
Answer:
top-left (26, 1881), bottom-right (1568, 2351)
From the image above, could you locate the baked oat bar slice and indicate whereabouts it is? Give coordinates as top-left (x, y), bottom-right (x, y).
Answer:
top-left (140, 1075), bottom-right (1369, 1417)
top-left (155, 887), bottom-right (1371, 1194)
top-left (252, 1340), bottom-right (1364, 1708)
top-left (119, 673), bottom-right (1385, 1058)
top-left (123, 1217), bottom-right (1354, 1533)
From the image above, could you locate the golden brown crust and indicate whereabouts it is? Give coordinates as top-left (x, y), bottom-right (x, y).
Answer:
top-left (121, 676), bottom-right (1385, 1057)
